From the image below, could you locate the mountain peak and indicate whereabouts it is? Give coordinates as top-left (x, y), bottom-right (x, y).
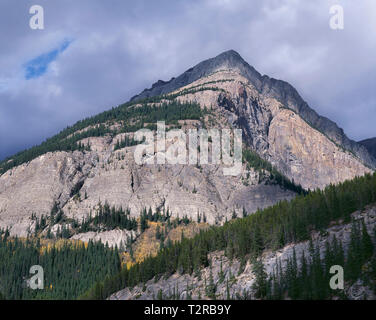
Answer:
top-left (208, 49), bottom-right (255, 72)
top-left (213, 49), bottom-right (244, 63)
top-left (130, 51), bottom-right (376, 169)
top-left (130, 49), bottom-right (261, 102)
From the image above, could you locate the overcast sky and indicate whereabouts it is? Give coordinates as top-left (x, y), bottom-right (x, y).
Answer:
top-left (0, 0), bottom-right (375, 160)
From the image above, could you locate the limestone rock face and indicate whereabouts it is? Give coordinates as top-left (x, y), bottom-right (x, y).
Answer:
top-left (0, 137), bottom-right (295, 236)
top-left (62, 144), bottom-right (296, 225)
top-left (267, 109), bottom-right (371, 190)
top-left (0, 151), bottom-right (96, 237)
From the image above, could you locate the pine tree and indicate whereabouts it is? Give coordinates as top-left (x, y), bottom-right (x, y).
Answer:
top-left (361, 220), bottom-right (374, 261)
top-left (288, 248), bottom-right (299, 299)
top-left (226, 279), bottom-right (231, 300)
top-left (332, 235), bottom-right (345, 268)
top-left (140, 212), bottom-right (148, 232)
top-left (197, 211), bottom-right (201, 223)
top-left (252, 258), bottom-right (268, 299)
top-left (206, 269), bottom-right (216, 299)
top-left (242, 207), bottom-right (247, 218)
top-left (346, 220), bottom-right (362, 281)
top-left (310, 241), bottom-right (326, 299)
top-left (156, 225), bottom-right (161, 240)
top-left (218, 260), bottom-right (225, 283)
top-left (299, 251), bottom-right (310, 299)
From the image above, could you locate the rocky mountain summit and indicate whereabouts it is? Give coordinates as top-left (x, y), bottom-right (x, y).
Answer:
top-left (133, 50), bottom-right (376, 169)
top-left (0, 50), bottom-right (374, 243)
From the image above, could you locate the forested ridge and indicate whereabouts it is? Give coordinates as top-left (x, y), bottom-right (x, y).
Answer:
top-left (148, 219), bottom-right (376, 300)
top-left (249, 218), bottom-right (376, 300)
top-left (0, 98), bottom-right (207, 175)
top-left (80, 171), bottom-right (376, 299)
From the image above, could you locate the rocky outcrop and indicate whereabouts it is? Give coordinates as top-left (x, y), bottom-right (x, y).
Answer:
top-left (71, 229), bottom-right (137, 248)
top-left (0, 151), bottom-right (96, 237)
top-left (109, 204), bottom-right (376, 300)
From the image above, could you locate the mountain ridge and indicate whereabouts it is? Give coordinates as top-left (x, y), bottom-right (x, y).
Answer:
top-left (359, 137), bottom-right (376, 159)
top-left (131, 50), bottom-right (376, 169)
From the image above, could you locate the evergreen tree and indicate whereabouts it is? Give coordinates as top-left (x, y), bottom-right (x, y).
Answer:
top-left (252, 259), bottom-right (268, 299)
top-left (157, 289), bottom-right (163, 300)
top-left (205, 269), bottom-right (216, 299)
top-left (346, 220), bottom-right (363, 281)
top-left (361, 220), bottom-right (374, 261)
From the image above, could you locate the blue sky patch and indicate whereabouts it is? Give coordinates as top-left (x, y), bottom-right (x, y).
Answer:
top-left (24, 39), bottom-right (72, 79)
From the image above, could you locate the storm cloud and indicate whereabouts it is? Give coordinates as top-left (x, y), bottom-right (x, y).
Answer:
top-left (0, 0), bottom-right (375, 160)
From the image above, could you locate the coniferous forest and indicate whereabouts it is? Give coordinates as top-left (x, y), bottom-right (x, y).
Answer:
top-left (79, 172), bottom-right (376, 300)
top-left (0, 236), bottom-right (120, 300)
top-left (255, 219), bottom-right (375, 300)
top-left (0, 171), bottom-right (375, 300)
top-left (0, 173), bottom-right (376, 299)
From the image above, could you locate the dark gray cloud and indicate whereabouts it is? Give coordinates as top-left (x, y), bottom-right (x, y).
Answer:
top-left (0, 0), bottom-right (375, 160)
